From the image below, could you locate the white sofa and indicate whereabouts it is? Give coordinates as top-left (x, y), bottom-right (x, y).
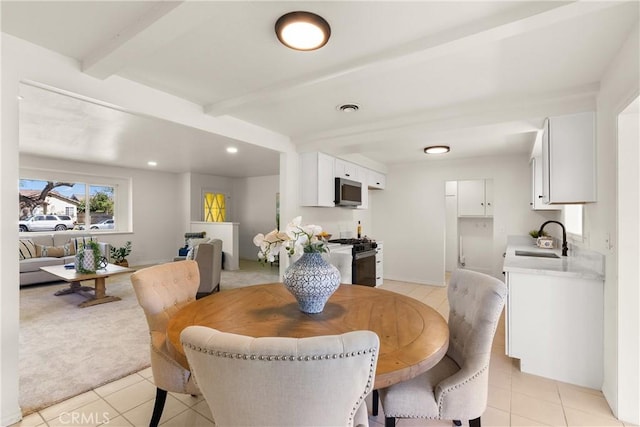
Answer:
top-left (19, 233), bottom-right (110, 286)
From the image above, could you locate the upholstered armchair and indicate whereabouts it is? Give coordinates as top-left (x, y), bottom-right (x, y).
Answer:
top-left (379, 269), bottom-right (507, 427)
top-left (192, 240), bottom-right (222, 297)
top-left (174, 239), bottom-right (223, 298)
top-left (181, 326), bottom-right (380, 427)
top-left (130, 260), bottom-right (201, 427)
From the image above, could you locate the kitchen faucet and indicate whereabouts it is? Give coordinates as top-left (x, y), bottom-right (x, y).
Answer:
top-left (538, 220), bottom-right (568, 256)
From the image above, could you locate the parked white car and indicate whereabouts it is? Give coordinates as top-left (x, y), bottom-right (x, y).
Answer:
top-left (19, 215), bottom-right (75, 232)
top-left (90, 219), bottom-right (115, 230)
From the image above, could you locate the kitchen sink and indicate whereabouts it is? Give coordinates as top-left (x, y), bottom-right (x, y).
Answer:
top-left (515, 250), bottom-right (560, 259)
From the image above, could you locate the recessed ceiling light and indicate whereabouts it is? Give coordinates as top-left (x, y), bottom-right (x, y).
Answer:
top-left (337, 103), bottom-right (360, 113)
top-left (423, 146), bottom-right (450, 154)
top-left (226, 147), bottom-right (238, 154)
top-left (147, 161), bottom-right (157, 166)
top-left (275, 11), bottom-right (331, 51)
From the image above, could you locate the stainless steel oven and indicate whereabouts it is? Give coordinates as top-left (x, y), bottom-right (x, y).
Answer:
top-left (329, 238), bottom-right (378, 287)
top-left (353, 249), bottom-right (377, 286)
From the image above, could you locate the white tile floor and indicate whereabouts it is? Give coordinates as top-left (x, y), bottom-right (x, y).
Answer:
top-left (13, 279), bottom-right (632, 427)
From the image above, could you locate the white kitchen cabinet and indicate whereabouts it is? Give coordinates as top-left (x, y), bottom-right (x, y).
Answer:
top-left (368, 169), bottom-right (386, 189)
top-left (484, 180), bottom-right (493, 216)
top-left (530, 157), bottom-right (560, 211)
top-left (542, 112), bottom-right (596, 204)
top-left (357, 183), bottom-right (369, 210)
top-left (334, 158), bottom-right (360, 181)
top-left (457, 179), bottom-right (493, 217)
top-left (505, 271), bottom-right (603, 388)
top-left (375, 242), bottom-right (383, 286)
top-left (299, 152), bottom-right (335, 207)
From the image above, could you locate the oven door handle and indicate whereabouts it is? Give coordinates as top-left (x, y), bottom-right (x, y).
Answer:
top-left (354, 249), bottom-right (377, 260)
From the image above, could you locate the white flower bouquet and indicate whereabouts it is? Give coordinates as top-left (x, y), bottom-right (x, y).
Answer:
top-left (253, 216), bottom-right (328, 264)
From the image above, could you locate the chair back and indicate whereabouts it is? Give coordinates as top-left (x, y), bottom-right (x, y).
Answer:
top-left (130, 260), bottom-right (200, 334)
top-left (193, 240), bottom-right (222, 294)
top-left (181, 326), bottom-right (379, 427)
top-left (446, 268), bottom-right (507, 371)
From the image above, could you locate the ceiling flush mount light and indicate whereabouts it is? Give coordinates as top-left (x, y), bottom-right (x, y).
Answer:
top-left (423, 146), bottom-right (450, 155)
top-left (337, 103), bottom-right (360, 113)
top-left (275, 11), bottom-right (331, 51)
top-left (147, 161), bottom-right (157, 166)
top-left (226, 147), bottom-right (238, 154)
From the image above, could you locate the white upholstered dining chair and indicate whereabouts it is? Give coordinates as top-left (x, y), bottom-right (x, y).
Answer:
top-left (378, 269), bottom-right (507, 427)
top-left (130, 260), bottom-right (201, 427)
top-left (181, 326), bottom-right (380, 427)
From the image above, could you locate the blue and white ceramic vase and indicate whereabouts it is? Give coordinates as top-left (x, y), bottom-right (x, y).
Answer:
top-left (283, 252), bottom-right (341, 314)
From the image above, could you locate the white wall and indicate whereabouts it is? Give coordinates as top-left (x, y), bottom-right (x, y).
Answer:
top-left (617, 99), bottom-right (639, 425)
top-left (299, 204), bottom-right (373, 241)
top-left (371, 154), bottom-right (558, 285)
top-left (233, 175), bottom-right (279, 260)
top-left (189, 173), bottom-right (235, 222)
top-left (458, 217), bottom-right (494, 275)
top-left (590, 23), bottom-right (639, 423)
top-left (1, 37), bottom-right (22, 426)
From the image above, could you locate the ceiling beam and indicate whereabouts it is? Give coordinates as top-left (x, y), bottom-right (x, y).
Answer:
top-left (296, 83), bottom-right (600, 154)
top-left (82, 2), bottom-right (214, 79)
top-left (204, 1), bottom-right (619, 117)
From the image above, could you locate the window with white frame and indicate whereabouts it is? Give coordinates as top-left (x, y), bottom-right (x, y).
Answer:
top-left (19, 169), bottom-right (131, 232)
top-left (563, 204), bottom-right (583, 239)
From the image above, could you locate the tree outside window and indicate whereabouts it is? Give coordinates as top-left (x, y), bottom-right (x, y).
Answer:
top-left (19, 179), bottom-right (116, 231)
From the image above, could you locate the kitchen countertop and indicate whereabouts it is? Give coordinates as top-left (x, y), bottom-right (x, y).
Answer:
top-left (503, 235), bottom-right (604, 280)
top-left (326, 243), bottom-right (353, 252)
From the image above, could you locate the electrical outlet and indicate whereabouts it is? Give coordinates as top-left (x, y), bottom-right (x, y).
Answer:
top-left (605, 232), bottom-right (614, 252)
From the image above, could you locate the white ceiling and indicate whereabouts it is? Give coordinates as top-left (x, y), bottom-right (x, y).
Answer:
top-left (3, 1), bottom-right (638, 175)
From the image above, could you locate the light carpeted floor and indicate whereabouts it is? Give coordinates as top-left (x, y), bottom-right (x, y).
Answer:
top-left (18, 260), bottom-right (279, 415)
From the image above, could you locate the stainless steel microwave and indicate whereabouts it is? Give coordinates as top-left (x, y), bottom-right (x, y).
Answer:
top-left (335, 177), bottom-right (362, 206)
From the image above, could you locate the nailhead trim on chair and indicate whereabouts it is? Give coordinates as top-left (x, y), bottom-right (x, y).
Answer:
top-left (182, 342), bottom-right (377, 361)
top-left (385, 361), bottom-right (493, 417)
top-left (183, 341), bottom-right (378, 423)
top-left (436, 364), bottom-right (489, 416)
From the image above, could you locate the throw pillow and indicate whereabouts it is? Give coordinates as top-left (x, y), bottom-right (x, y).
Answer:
top-left (72, 236), bottom-right (97, 253)
top-left (187, 237), bottom-right (210, 248)
top-left (36, 243), bottom-right (76, 258)
top-left (19, 239), bottom-right (37, 260)
top-left (184, 232), bottom-right (206, 239)
top-left (186, 245), bottom-right (199, 260)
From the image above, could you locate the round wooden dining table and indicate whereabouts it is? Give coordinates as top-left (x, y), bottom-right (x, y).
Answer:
top-left (167, 283), bottom-right (449, 389)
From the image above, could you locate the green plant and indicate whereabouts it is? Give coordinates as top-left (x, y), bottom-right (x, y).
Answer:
top-left (110, 241), bottom-right (132, 263)
top-left (76, 241), bottom-right (103, 273)
top-left (529, 229), bottom-right (550, 239)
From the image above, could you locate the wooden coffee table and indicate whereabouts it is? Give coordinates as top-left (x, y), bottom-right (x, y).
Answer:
top-left (41, 263), bottom-right (134, 308)
top-left (167, 283), bottom-right (450, 389)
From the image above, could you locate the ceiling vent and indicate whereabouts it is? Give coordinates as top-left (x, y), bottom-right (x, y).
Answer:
top-left (337, 103), bottom-right (360, 113)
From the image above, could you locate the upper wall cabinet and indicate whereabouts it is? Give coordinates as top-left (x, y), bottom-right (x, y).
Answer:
top-left (299, 152), bottom-right (386, 208)
top-left (368, 169), bottom-right (386, 190)
top-left (458, 179), bottom-right (493, 217)
top-left (334, 159), bottom-right (360, 181)
top-left (530, 157), bottom-right (560, 211)
top-left (299, 152), bottom-right (335, 207)
top-left (542, 112), bottom-right (596, 204)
